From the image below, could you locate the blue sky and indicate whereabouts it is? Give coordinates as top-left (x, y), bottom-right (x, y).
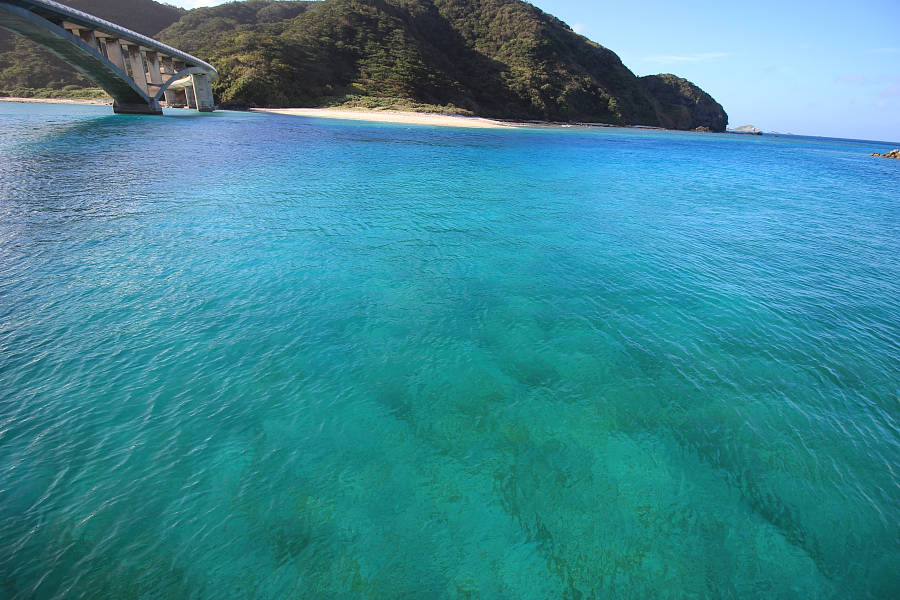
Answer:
top-left (167, 0), bottom-right (900, 142)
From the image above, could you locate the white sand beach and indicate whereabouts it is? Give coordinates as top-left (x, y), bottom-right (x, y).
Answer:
top-left (252, 107), bottom-right (515, 129)
top-left (0, 96), bottom-right (111, 105)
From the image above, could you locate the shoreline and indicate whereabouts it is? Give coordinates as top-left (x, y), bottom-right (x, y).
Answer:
top-left (251, 107), bottom-right (517, 129)
top-left (252, 108), bottom-right (680, 132)
top-left (1, 99), bottom-right (514, 128)
top-left (0, 96), bottom-right (111, 105)
top-left (2, 98), bottom-right (763, 136)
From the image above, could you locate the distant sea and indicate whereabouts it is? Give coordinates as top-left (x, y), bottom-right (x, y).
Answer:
top-left (1, 102), bottom-right (897, 598)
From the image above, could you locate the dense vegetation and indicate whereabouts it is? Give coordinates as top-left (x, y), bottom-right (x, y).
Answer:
top-left (640, 74), bottom-right (728, 132)
top-left (159, 0), bottom-right (726, 129)
top-left (1, 0), bottom-right (728, 130)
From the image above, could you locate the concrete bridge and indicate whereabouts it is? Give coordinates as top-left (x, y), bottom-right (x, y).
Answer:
top-left (0, 0), bottom-right (218, 114)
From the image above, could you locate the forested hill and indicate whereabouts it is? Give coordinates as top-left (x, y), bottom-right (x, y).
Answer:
top-left (0, 0), bottom-right (184, 94)
top-left (157, 0), bottom-right (727, 129)
top-left (0, 0), bottom-right (727, 130)
top-left (53, 0), bottom-right (185, 35)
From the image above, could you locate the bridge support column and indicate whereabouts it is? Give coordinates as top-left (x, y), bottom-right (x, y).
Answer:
top-left (185, 84), bottom-right (197, 109)
top-left (77, 28), bottom-right (98, 51)
top-left (103, 37), bottom-right (126, 72)
top-left (125, 44), bottom-right (148, 94)
top-left (171, 88), bottom-right (187, 108)
top-left (145, 51), bottom-right (163, 103)
top-left (161, 58), bottom-right (178, 106)
top-left (190, 73), bottom-right (215, 112)
top-left (114, 44), bottom-right (162, 114)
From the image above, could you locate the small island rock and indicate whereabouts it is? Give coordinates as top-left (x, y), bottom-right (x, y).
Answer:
top-left (871, 149), bottom-right (900, 159)
top-left (729, 125), bottom-right (762, 135)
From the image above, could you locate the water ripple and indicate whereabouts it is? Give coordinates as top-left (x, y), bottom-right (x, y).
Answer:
top-left (0, 103), bottom-right (898, 598)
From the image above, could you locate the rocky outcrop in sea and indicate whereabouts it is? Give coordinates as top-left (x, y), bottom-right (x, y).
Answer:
top-left (870, 149), bottom-right (900, 159)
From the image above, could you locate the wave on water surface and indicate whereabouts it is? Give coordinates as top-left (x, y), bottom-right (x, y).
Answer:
top-left (0, 103), bottom-right (898, 599)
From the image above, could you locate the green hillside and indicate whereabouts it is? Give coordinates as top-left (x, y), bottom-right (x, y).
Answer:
top-left (0, 0), bottom-right (727, 130)
top-left (641, 73), bottom-right (728, 132)
top-left (157, 0), bottom-right (726, 129)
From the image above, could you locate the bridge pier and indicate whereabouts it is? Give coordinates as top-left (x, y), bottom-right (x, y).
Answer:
top-left (145, 51), bottom-right (164, 103)
top-left (113, 99), bottom-right (162, 115)
top-left (191, 73), bottom-right (215, 112)
top-left (125, 44), bottom-right (148, 94)
top-left (101, 37), bottom-right (126, 71)
top-left (171, 87), bottom-right (188, 108)
top-left (161, 57), bottom-right (178, 107)
top-left (185, 83), bottom-right (196, 109)
top-left (76, 27), bottom-right (96, 50)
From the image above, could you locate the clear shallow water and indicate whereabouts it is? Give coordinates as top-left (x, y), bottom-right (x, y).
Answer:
top-left (0, 102), bottom-right (898, 599)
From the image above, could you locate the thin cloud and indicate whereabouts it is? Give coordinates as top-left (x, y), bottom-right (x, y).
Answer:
top-left (572, 23), bottom-right (588, 35)
top-left (875, 83), bottom-right (900, 110)
top-left (641, 52), bottom-right (729, 64)
top-left (835, 74), bottom-right (869, 85)
top-left (881, 84), bottom-right (900, 98)
top-left (835, 75), bottom-right (900, 89)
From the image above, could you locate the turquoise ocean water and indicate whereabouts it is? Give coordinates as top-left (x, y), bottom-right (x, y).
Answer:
top-left (0, 102), bottom-right (898, 598)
